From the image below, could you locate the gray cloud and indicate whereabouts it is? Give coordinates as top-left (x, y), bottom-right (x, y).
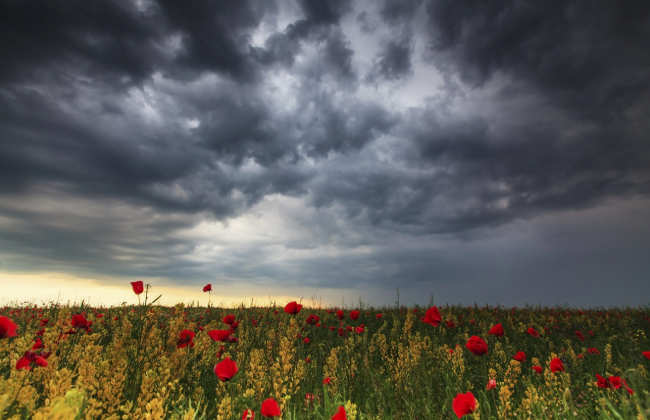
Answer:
top-left (424, 0), bottom-right (650, 121)
top-left (379, 0), bottom-right (424, 25)
top-left (0, 0), bottom-right (164, 87)
top-left (370, 37), bottom-right (414, 81)
top-left (1, 0), bottom-right (649, 306)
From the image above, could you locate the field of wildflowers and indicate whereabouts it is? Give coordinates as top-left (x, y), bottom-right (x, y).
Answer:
top-left (1, 282), bottom-right (650, 420)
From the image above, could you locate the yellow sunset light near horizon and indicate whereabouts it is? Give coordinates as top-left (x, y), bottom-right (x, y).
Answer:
top-left (0, 272), bottom-right (326, 308)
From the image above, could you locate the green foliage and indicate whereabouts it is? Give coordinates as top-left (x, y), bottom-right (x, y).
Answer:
top-left (1, 300), bottom-right (650, 419)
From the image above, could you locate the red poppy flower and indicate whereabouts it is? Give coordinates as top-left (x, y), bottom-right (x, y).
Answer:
top-left (303, 337), bottom-right (310, 344)
top-left (488, 323), bottom-right (504, 337)
top-left (596, 374), bottom-right (610, 388)
top-left (643, 351), bottom-right (650, 360)
top-left (376, 314), bottom-right (383, 319)
top-left (15, 358), bottom-right (29, 370)
top-left (214, 357), bottom-right (238, 381)
top-left (284, 301), bottom-right (303, 315)
top-left (71, 314), bottom-right (91, 331)
top-left (32, 339), bottom-right (45, 350)
top-left (575, 331), bottom-right (586, 341)
top-left (223, 315), bottom-right (235, 325)
top-left (336, 310), bottom-right (345, 321)
top-left (16, 351), bottom-right (46, 370)
top-left (39, 319), bottom-right (49, 327)
top-left (0, 316), bottom-right (18, 339)
top-left (527, 327), bottom-right (540, 337)
top-left (452, 392), bottom-right (477, 419)
top-left (177, 330), bottom-right (195, 348)
top-left (588, 347), bottom-right (600, 355)
top-left (446, 321), bottom-right (456, 328)
top-left (513, 351), bottom-right (526, 362)
top-left (422, 306), bottom-right (442, 327)
top-left (323, 377), bottom-right (332, 385)
top-left (465, 336), bottom-right (489, 356)
top-left (16, 351), bottom-right (35, 370)
top-left (306, 314), bottom-right (320, 325)
top-left (203, 284), bottom-right (212, 292)
top-left (550, 358), bottom-right (564, 372)
top-left (623, 379), bottom-right (634, 395)
top-left (260, 399), bottom-right (281, 417)
top-left (228, 336), bottom-right (239, 343)
top-left (533, 366), bottom-right (543, 374)
top-left (350, 311), bottom-right (360, 321)
top-left (608, 376), bottom-right (622, 389)
top-left (486, 379), bottom-right (497, 390)
top-left (331, 406), bottom-right (347, 420)
top-left (355, 326), bottom-right (364, 333)
top-left (131, 281), bottom-right (144, 295)
top-left (208, 330), bottom-right (233, 342)
top-left (242, 409), bottom-right (255, 420)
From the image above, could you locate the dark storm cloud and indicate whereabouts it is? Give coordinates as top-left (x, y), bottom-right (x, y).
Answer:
top-left (369, 37), bottom-right (414, 81)
top-left (155, 0), bottom-right (277, 82)
top-left (1, 0), bottom-right (650, 304)
top-left (379, 0), bottom-right (424, 25)
top-left (250, 32), bottom-right (301, 67)
top-left (297, 0), bottom-right (352, 28)
top-left (298, 92), bottom-right (396, 157)
top-left (0, 80), bottom-right (315, 218)
top-left (0, 0), bottom-right (281, 87)
top-left (284, 0), bottom-right (352, 41)
top-left (311, 92), bottom-right (650, 234)
top-left (305, 0), bottom-right (650, 235)
top-left (424, 0), bottom-right (650, 121)
top-left (0, 0), bottom-right (162, 87)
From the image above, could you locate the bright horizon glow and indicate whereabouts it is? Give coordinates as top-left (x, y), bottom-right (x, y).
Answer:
top-left (0, 272), bottom-right (335, 309)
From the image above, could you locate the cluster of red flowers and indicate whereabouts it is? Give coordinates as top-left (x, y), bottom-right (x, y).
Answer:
top-left (2, 286), bottom-right (648, 419)
top-left (417, 304), bottom-right (641, 415)
top-left (595, 374), bottom-right (634, 394)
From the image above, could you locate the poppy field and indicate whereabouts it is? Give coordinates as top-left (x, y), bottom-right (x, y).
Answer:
top-left (1, 283), bottom-right (650, 420)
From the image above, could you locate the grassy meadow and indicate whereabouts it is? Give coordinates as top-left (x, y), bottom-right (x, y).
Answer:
top-left (1, 286), bottom-right (650, 419)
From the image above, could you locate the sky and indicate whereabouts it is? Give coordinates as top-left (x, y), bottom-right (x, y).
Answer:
top-left (1, 0), bottom-right (650, 308)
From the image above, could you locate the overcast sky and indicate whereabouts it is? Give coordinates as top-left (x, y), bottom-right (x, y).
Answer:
top-left (1, 0), bottom-right (650, 307)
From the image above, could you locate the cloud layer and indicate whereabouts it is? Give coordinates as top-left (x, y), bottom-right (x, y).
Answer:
top-left (1, 0), bottom-right (649, 306)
